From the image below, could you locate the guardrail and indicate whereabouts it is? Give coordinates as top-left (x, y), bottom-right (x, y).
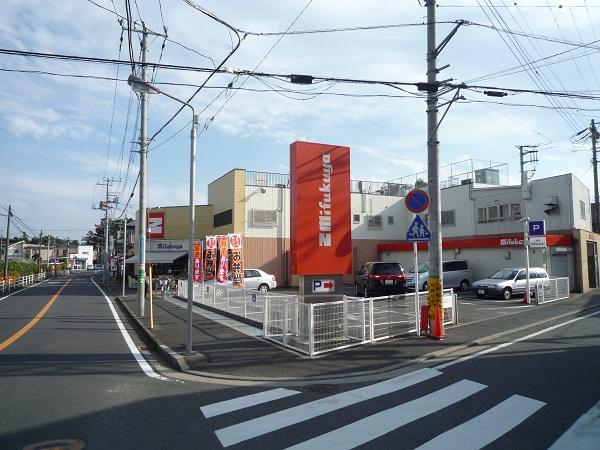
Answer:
top-left (0, 272), bottom-right (48, 293)
top-left (534, 277), bottom-right (570, 304)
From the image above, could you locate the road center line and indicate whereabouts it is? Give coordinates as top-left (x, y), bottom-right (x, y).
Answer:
top-left (0, 278), bottom-right (71, 351)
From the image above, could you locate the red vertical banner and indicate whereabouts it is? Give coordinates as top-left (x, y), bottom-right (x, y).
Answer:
top-left (193, 241), bottom-right (203, 282)
top-left (228, 233), bottom-right (244, 287)
top-left (290, 141), bottom-right (352, 275)
top-left (204, 235), bottom-right (217, 281)
top-left (216, 235), bottom-right (229, 284)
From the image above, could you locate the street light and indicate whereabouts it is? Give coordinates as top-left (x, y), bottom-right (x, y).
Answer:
top-left (128, 74), bottom-right (198, 354)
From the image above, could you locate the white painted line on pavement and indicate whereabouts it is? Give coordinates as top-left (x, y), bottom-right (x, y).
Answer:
top-left (285, 380), bottom-right (486, 450)
top-left (163, 296), bottom-right (262, 337)
top-left (91, 277), bottom-right (169, 382)
top-left (436, 307), bottom-right (600, 371)
top-left (201, 388), bottom-right (301, 418)
top-left (0, 279), bottom-right (48, 302)
top-left (415, 394), bottom-right (545, 450)
top-left (549, 399), bottom-right (600, 449)
top-left (215, 367), bottom-right (442, 447)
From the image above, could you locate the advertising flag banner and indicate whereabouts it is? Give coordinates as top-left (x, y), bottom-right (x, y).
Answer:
top-left (228, 233), bottom-right (244, 287)
top-left (193, 241), bottom-right (203, 282)
top-left (216, 235), bottom-right (229, 284)
top-left (290, 141), bottom-right (352, 275)
top-left (204, 235), bottom-right (217, 281)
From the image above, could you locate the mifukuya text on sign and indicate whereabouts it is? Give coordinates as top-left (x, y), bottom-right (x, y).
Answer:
top-left (290, 141), bottom-right (352, 275)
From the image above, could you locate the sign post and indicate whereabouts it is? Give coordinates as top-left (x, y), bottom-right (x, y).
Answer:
top-left (405, 189), bottom-right (431, 336)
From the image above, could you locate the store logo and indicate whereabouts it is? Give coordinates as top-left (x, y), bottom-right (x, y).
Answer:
top-left (319, 153), bottom-right (332, 247)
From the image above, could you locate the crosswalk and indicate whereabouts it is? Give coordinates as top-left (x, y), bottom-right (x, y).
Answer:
top-left (200, 368), bottom-right (547, 449)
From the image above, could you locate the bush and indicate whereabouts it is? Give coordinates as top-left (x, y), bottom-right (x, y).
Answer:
top-left (0, 261), bottom-right (44, 281)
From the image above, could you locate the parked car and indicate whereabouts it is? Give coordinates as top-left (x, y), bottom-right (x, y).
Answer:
top-left (355, 261), bottom-right (407, 297)
top-left (472, 267), bottom-right (549, 300)
top-left (406, 259), bottom-right (472, 292)
top-left (226, 269), bottom-right (277, 292)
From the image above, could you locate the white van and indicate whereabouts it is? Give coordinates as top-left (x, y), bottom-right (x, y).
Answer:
top-left (406, 259), bottom-right (472, 292)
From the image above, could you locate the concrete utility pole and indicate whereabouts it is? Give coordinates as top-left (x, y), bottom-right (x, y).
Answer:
top-left (137, 26), bottom-right (149, 317)
top-left (591, 119), bottom-right (599, 232)
top-left (46, 235), bottom-right (50, 272)
top-left (97, 177), bottom-right (120, 284)
top-left (38, 230), bottom-right (42, 273)
top-left (517, 145), bottom-right (538, 218)
top-left (426, 1), bottom-right (444, 337)
top-left (3, 205), bottom-right (11, 281)
top-left (122, 216), bottom-right (127, 297)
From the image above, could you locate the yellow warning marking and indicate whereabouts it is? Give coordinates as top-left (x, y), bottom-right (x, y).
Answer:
top-left (0, 278), bottom-right (70, 351)
top-left (427, 276), bottom-right (442, 318)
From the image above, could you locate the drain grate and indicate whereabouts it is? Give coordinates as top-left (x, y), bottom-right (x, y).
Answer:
top-left (302, 383), bottom-right (340, 393)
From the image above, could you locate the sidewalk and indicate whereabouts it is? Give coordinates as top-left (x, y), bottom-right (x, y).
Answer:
top-left (102, 277), bottom-right (600, 382)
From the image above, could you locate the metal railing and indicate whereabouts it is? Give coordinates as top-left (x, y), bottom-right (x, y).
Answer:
top-left (176, 280), bottom-right (457, 357)
top-left (534, 277), bottom-right (570, 304)
top-left (1, 272), bottom-right (47, 293)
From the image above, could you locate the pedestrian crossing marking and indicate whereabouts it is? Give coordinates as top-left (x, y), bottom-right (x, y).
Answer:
top-left (549, 398), bottom-right (600, 449)
top-left (201, 388), bottom-right (300, 418)
top-left (285, 380), bottom-right (486, 450)
top-left (415, 394), bottom-right (545, 450)
top-left (215, 367), bottom-right (442, 447)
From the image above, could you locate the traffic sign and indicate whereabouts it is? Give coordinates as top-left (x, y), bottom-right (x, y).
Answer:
top-left (312, 279), bottom-right (335, 293)
top-left (529, 220), bottom-right (546, 236)
top-left (405, 189), bottom-right (430, 213)
top-left (406, 214), bottom-right (431, 242)
top-left (529, 236), bottom-right (547, 248)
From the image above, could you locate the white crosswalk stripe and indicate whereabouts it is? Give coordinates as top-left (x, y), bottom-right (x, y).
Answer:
top-left (286, 380), bottom-right (486, 450)
top-left (415, 394), bottom-right (545, 450)
top-left (201, 388), bottom-right (301, 418)
top-left (204, 368), bottom-right (549, 449)
top-left (215, 367), bottom-right (442, 447)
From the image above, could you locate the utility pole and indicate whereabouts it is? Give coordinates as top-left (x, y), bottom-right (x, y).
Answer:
top-left (3, 205), bottom-right (11, 281)
top-left (38, 230), bottom-right (42, 273)
top-left (426, 0), bottom-right (444, 338)
top-left (46, 235), bottom-right (50, 273)
top-left (517, 145), bottom-right (538, 218)
top-left (97, 177), bottom-right (119, 284)
top-left (122, 216), bottom-right (127, 297)
top-left (137, 26), bottom-right (149, 317)
top-left (53, 238), bottom-right (57, 278)
top-left (591, 119), bottom-right (599, 232)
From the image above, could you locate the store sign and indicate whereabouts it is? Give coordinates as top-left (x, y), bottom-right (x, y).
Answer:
top-left (290, 141), bottom-right (352, 275)
top-left (228, 233), bottom-right (244, 288)
top-left (216, 235), bottom-right (228, 283)
top-left (148, 212), bottom-right (165, 238)
top-left (193, 241), bottom-right (203, 282)
top-left (312, 279), bottom-right (335, 293)
top-left (149, 240), bottom-right (187, 252)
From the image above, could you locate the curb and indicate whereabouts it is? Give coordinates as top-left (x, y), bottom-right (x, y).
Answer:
top-left (113, 294), bottom-right (207, 371)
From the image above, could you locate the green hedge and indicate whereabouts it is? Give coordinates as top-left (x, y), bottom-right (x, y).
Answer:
top-left (0, 261), bottom-right (61, 281)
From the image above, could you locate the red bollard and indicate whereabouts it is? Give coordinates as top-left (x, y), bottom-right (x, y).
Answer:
top-left (420, 305), bottom-right (429, 336)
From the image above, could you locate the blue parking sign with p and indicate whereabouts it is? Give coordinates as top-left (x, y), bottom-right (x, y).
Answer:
top-left (529, 220), bottom-right (545, 236)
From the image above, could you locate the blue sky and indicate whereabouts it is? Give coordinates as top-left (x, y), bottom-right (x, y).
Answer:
top-left (1, 0), bottom-right (600, 240)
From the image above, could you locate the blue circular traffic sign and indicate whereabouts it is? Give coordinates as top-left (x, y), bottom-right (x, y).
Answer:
top-left (405, 189), bottom-right (430, 213)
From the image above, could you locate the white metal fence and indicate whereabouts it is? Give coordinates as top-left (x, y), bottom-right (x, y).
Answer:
top-left (176, 280), bottom-right (457, 356)
top-left (534, 277), bottom-right (570, 304)
top-left (0, 272), bottom-right (47, 293)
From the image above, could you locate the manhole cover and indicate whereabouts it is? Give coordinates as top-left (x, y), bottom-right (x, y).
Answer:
top-left (302, 383), bottom-right (340, 393)
top-left (22, 439), bottom-right (85, 450)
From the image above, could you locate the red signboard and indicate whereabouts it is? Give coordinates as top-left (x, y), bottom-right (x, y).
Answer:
top-left (290, 141), bottom-right (352, 275)
top-left (148, 212), bottom-right (165, 238)
top-left (216, 235), bottom-right (229, 283)
top-left (193, 241), bottom-right (203, 282)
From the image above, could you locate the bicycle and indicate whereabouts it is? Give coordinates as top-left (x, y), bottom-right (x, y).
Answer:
top-left (159, 278), bottom-right (172, 297)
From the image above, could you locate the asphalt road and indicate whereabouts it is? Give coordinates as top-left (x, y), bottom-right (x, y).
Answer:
top-left (1, 273), bottom-right (599, 449)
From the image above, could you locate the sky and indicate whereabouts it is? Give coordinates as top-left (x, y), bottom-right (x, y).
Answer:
top-left (2, 0), bottom-right (600, 241)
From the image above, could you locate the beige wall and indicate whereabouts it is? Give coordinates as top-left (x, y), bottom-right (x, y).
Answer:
top-left (573, 229), bottom-right (600, 292)
top-left (208, 169), bottom-right (245, 234)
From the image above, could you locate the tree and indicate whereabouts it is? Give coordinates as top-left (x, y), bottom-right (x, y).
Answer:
top-left (415, 178), bottom-right (428, 189)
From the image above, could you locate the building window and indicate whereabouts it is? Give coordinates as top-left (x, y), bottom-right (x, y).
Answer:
top-left (487, 205), bottom-right (499, 221)
top-left (214, 209), bottom-right (233, 227)
top-left (580, 200), bottom-right (586, 219)
top-left (510, 203), bottom-right (521, 219)
top-left (367, 215), bottom-right (382, 229)
top-left (353, 214), bottom-right (360, 224)
top-left (387, 216), bottom-right (394, 225)
top-left (477, 207), bottom-right (487, 223)
top-left (441, 210), bottom-right (455, 226)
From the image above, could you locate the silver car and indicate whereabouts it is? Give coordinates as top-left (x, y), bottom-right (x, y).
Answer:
top-left (227, 269), bottom-right (277, 292)
top-left (406, 259), bottom-right (472, 292)
top-left (472, 267), bottom-right (549, 300)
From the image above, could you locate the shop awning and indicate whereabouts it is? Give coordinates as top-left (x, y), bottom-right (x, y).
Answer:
top-left (125, 251), bottom-right (187, 264)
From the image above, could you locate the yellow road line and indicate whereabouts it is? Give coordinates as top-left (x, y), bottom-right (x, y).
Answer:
top-left (0, 278), bottom-right (71, 351)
